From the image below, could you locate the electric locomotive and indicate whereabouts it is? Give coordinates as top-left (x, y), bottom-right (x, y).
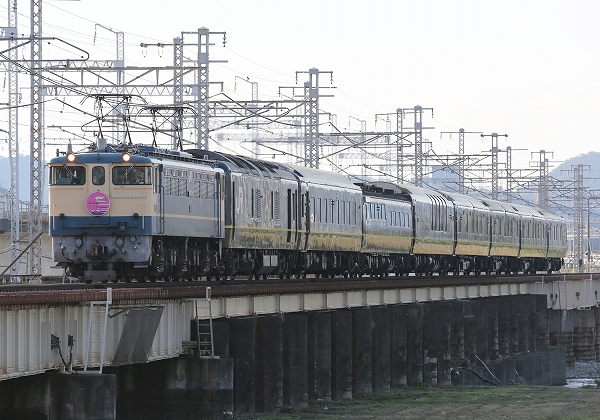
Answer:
top-left (49, 140), bottom-right (224, 282)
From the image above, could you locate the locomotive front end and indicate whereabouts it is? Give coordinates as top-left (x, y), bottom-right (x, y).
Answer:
top-left (49, 146), bottom-right (156, 282)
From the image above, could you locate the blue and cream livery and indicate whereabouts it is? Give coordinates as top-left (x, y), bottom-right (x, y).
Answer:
top-left (49, 140), bottom-right (224, 282)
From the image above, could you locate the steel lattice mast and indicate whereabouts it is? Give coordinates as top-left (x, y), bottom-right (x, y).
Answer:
top-left (396, 108), bottom-right (404, 183)
top-left (172, 36), bottom-right (184, 149)
top-left (294, 68), bottom-right (334, 169)
top-left (440, 128), bottom-right (482, 195)
top-left (7, 0), bottom-right (20, 282)
top-left (506, 146), bottom-right (512, 202)
top-left (193, 27), bottom-right (226, 150)
top-left (95, 24), bottom-right (124, 142)
top-left (177, 28), bottom-right (226, 150)
top-left (29, 0), bottom-right (43, 280)
top-left (573, 164), bottom-right (585, 272)
top-left (531, 149), bottom-right (553, 210)
top-left (481, 132), bottom-right (508, 201)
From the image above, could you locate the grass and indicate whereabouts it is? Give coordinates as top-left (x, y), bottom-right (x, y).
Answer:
top-left (232, 385), bottom-right (600, 420)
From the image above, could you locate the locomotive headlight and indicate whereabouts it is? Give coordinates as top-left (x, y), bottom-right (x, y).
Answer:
top-left (74, 238), bottom-right (82, 248)
top-left (66, 152), bottom-right (76, 162)
top-left (121, 152), bottom-right (131, 162)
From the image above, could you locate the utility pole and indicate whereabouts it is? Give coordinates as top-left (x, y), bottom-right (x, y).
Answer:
top-left (480, 132), bottom-right (508, 200)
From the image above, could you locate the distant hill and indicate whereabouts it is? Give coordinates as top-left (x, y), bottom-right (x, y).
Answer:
top-left (546, 151), bottom-right (600, 219)
top-left (549, 151), bottom-right (600, 188)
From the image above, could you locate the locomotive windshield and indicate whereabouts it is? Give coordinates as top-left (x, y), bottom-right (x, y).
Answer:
top-left (50, 165), bottom-right (86, 185)
top-left (112, 166), bottom-right (151, 185)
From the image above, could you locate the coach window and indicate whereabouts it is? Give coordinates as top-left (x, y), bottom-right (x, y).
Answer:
top-left (50, 165), bottom-right (86, 185)
top-left (316, 198), bottom-right (321, 223)
top-left (92, 166), bottom-right (105, 185)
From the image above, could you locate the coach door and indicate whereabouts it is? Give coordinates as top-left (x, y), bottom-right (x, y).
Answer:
top-left (302, 188), bottom-right (310, 251)
top-left (286, 188), bottom-right (299, 249)
top-left (214, 173), bottom-right (224, 238)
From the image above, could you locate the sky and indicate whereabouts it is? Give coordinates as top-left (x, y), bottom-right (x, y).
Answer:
top-left (0, 0), bottom-right (598, 176)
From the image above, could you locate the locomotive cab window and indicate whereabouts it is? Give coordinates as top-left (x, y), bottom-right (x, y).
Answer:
top-left (92, 166), bottom-right (105, 185)
top-left (50, 165), bottom-right (86, 185)
top-left (112, 166), bottom-right (152, 185)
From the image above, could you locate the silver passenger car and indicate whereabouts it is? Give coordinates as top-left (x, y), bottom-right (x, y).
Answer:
top-left (289, 164), bottom-right (363, 275)
top-left (358, 182), bottom-right (412, 275)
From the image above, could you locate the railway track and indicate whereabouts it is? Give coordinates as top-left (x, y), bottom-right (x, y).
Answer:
top-left (1, 272), bottom-right (597, 306)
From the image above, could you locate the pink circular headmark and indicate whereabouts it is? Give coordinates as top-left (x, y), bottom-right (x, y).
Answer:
top-left (85, 191), bottom-right (110, 216)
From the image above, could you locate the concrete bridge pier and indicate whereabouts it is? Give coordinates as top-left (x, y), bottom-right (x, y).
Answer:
top-left (307, 311), bottom-right (332, 401)
top-left (407, 303), bottom-right (424, 385)
top-left (352, 307), bottom-right (373, 393)
top-left (256, 315), bottom-right (284, 412)
top-left (422, 303), bottom-right (438, 385)
top-left (331, 310), bottom-right (352, 399)
top-left (437, 302), bottom-right (453, 385)
top-left (0, 372), bottom-right (116, 420)
top-left (283, 313), bottom-right (308, 407)
top-left (372, 306), bottom-right (391, 392)
top-left (390, 305), bottom-right (408, 386)
top-left (227, 317), bottom-right (257, 413)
